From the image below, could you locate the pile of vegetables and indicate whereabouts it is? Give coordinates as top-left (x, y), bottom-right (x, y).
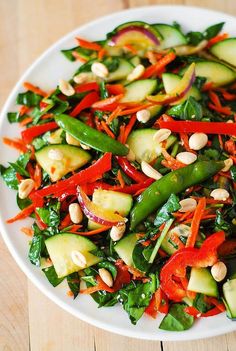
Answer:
top-left (2, 19), bottom-right (236, 331)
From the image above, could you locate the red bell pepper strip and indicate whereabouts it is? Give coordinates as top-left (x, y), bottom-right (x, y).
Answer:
top-left (116, 157), bottom-right (148, 183)
top-left (186, 197), bottom-right (206, 247)
top-left (184, 305), bottom-right (224, 318)
top-left (160, 231), bottom-right (225, 302)
top-left (145, 294), bottom-right (158, 318)
top-left (113, 260), bottom-right (131, 291)
top-left (142, 52), bottom-right (176, 79)
top-left (21, 122), bottom-right (58, 144)
top-left (75, 82), bottom-right (99, 93)
top-left (30, 153), bottom-right (112, 203)
top-left (106, 84), bottom-right (125, 95)
top-left (158, 119), bottom-right (236, 136)
top-left (70, 91), bottom-right (99, 117)
top-left (80, 178), bottom-right (154, 195)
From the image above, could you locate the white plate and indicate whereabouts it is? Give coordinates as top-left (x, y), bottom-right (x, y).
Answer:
top-left (1, 5), bottom-right (236, 341)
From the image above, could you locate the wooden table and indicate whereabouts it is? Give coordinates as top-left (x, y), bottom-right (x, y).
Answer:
top-left (1, 1), bottom-right (236, 350)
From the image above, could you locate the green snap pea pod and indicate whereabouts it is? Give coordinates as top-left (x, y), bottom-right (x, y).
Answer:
top-left (55, 114), bottom-right (128, 156)
top-left (130, 160), bottom-right (224, 230)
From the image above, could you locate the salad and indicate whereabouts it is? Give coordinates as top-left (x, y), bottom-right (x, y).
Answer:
top-left (1, 19), bottom-right (236, 332)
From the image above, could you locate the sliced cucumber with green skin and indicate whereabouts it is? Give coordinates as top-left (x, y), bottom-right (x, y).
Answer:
top-left (45, 128), bottom-right (63, 144)
top-left (223, 279), bottom-right (236, 319)
top-left (114, 233), bottom-right (138, 266)
top-left (106, 58), bottom-right (134, 82)
top-left (209, 38), bottom-right (236, 67)
top-left (129, 55), bottom-right (141, 67)
top-left (121, 79), bottom-right (158, 103)
top-left (88, 189), bottom-right (133, 229)
top-left (127, 129), bottom-right (176, 163)
top-left (35, 144), bottom-right (91, 182)
top-left (153, 23), bottom-right (187, 49)
top-left (148, 104), bottom-right (163, 118)
top-left (187, 267), bottom-right (218, 297)
top-left (162, 73), bottom-right (201, 101)
top-left (181, 61), bottom-right (236, 87)
top-left (45, 233), bottom-right (101, 278)
top-left (161, 224), bottom-right (190, 255)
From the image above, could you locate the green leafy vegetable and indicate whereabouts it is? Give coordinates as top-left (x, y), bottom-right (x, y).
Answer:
top-left (187, 31), bottom-right (204, 46)
top-left (154, 194), bottom-right (180, 227)
top-left (36, 200), bottom-right (61, 235)
top-left (132, 243), bottom-right (152, 272)
top-left (16, 91), bottom-right (42, 107)
top-left (159, 304), bottom-right (194, 331)
top-left (43, 265), bottom-right (64, 287)
top-left (67, 272), bottom-right (80, 298)
top-left (119, 273), bottom-right (157, 325)
top-left (28, 224), bottom-right (46, 266)
top-left (7, 112), bottom-right (19, 123)
top-left (9, 153), bottom-right (31, 177)
top-left (193, 293), bottom-right (212, 313)
top-left (204, 22), bottom-right (225, 40)
top-left (167, 97), bottom-right (202, 121)
top-left (97, 261), bottom-right (117, 279)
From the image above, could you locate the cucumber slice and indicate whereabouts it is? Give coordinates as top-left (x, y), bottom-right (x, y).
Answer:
top-left (45, 233), bottom-right (101, 278)
top-left (188, 267), bottom-right (218, 297)
top-left (223, 279), bottom-right (236, 318)
top-left (162, 73), bottom-right (201, 101)
top-left (106, 58), bottom-right (133, 82)
top-left (161, 224), bottom-right (190, 255)
top-left (181, 61), bottom-right (236, 87)
top-left (129, 56), bottom-right (141, 67)
top-left (121, 79), bottom-right (158, 103)
top-left (35, 145), bottom-right (91, 182)
top-left (148, 104), bottom-right (163, 118)
top-left (209, 38), bottom-right (236, 67)
top-left (114, 233), bottom-right (138, 266)
top-left (45, 128), bottom-right (63, 144)
top-left (153, 23), bottom-right (187, 49)
top-left (88, 189), bottom-right (133, 230)
top-left (127, 129), bottom-right (162, 163)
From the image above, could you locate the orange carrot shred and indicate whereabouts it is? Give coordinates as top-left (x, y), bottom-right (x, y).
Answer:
top-left (123, 114), bottom-right (136, 143)
top-left (3, 137), bottom-right (28, 153)
top-left (71, 51), bottom-right (88, 63)
top-left (80, 275), bottom-right (114, 294)
top-left (7, 204), bottom-right (35, 224)
top-left (100, 120), bottom-right (115, 139)
top-left (19, 105), bottom-right (30, 116)
top-left (34, 164), bottom-right (42, 189)
top-left (21, 227), bottom-right (34, 236)
top-left (20, 117), bottom-right (33, 126)
top-left (186, 197), bottom-right (206, 247)
top-left (98, 48), bottom-right (107, 60)
top-left (142, 52), bottom-right (176, 79)
top-left (117, 170), bottom-right (125, 188)
top-left (207, 33), bottom-right (229, 48)
top-left (117, 124), bottom-right (126, 144)
top-left (124, 44), bottom-right (137, 55)
top-left (23, 82), bottom-right (47, 97)
top-left (106, 106), bottom-right (123, 124)
top-left (72, 226), bottom-right (111, 236)
top-left (76, 37), bottom-right (102, 51)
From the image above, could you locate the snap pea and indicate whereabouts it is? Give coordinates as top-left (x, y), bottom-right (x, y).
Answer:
top-left (55, 114), bottom-right (128, 156)
top-left (130, 160), bottom-right (224, 230)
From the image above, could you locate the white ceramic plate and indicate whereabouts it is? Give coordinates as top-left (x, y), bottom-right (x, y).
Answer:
top-left (1, 5), bottom-right (236, 341)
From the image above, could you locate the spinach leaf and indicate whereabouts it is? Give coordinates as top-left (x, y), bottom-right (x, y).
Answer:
top-left (7, 112), bottom-right (19, 123)
top-left (17, 194), bottom-right (32, 210)
top-left (119, 273), bottom-right (157, 325)
top-left (0, 165), bottom-right (18, 190)
top-left (32, 136), bottom-right (48, 150)
top-left (154, 194), bottom-right (180, 227)
top-left (193, 293), bottom-right (212, 313)
top-left (99, 81), bottom-right (109, 99)
top-left (28, 224), bottom-right (46, 266)
top-left (9, 153), bottom-right (31, 177)
top-left (230, 166), bottom-right (236, 182)
top-left (16, 91), bottom-right (42, 107)
top-left (103, 57), bottom-right (119, 73)
top-left (61, 46), bottom-right (96, 62)
top-left (159, 304), bottom-right (194, 331)
top-left (204, 22), bottom-right (225, 40)
top-left (167, 97), bottom-right (202, 121)
top-left (43, 266), bottom-right (64, 287)
top-left (67, 272), bottom-right (80, 298)
top-left (132, 244), bottom-right (152, 272)
top-left (198, 148), bottom-right (220, 161)
top-left (187, 31), bottom-right (204, 45)
top-left (36, 200), bottom-right (61, 235)
top-left (215, 209), bottom-right (231, 232)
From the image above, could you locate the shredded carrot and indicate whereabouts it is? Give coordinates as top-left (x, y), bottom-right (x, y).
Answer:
top-left (208, 103), bottom-right (232, 115)
top-left (186, 197), bottom-right (206, 247)
top-left (92, 94), bottom-right (124, 110)
top-left (117, 124), bottom-right (126, 144)
top-left (202, 82), bottom-right (213, 92)
top-left (161, 148), bottom-right (185, 170)
top-left (106, 84), bottom-right (125, 95)
top-left (3, 137), bottom-right (28, 153)
top-left (209, 91), bottom-right (221, 107)
top-left (7, 204), bottom-right (35, 223)
top-left (72, 51), bottom-right (88, 62)
top-left (180, 133), bottom-right (195, 153)
top-left (179, 211), bottom-right (192, 222)
top-left (23, 82), bottom-right (47, 97)
top-left (34, 164), bottom-right (42, 189)
top-left (98, 48), bottom-right (107, 60)
top-left (94, 116), bottom-right (103, 132)
top-left (118, 103), bottom-right (153, 116)
top-left (76, 37), bottom-right (102, 51)
top-left (106, 106), bottom-right (123, 124)
top-left (133, 187), bottom-right (146, 196)
top-left (59, 214), bottom-right (72, 229)
top-left (124, 44), bottom-right (137, 55)
top-left (73, 226), bottom-right (111, 236)
top-left (218, 134), bottom-right (224, 149)
top-left (67, 290), bottom-right (74, 297)
top-left (207, 33), bottom-right (229, 48)
top-left (142, 52), bottom-right (176, 79)
top-left (123, 114), bottom-right (136, 143)
top-left (117, 170), bottom-right (125, 188)
top-left (20, 117), bottom-right (33, 126)
top-left (19, 105), bottom-right (30, 116)
top-left (40, 113), bottom-right (54, 120)
top-left (21, 227), bottom-right (34, 236)
top-left (100, 120), bottom-right (115, 138)
top-left (68, 224), bottom-right (82, 233)
top-left (217, 88), bottom-right (236, 101)
top-left (128, 266), bottom-right (145, 278)
top-left (80, 275), bottom-right (114, 294)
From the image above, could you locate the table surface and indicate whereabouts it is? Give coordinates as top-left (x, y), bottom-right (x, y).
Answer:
top-left (1, 0), bottom-right (236, 350)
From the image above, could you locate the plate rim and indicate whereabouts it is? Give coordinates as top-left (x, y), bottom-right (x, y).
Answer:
top-left (1, 4), bottom-right (236, 341)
